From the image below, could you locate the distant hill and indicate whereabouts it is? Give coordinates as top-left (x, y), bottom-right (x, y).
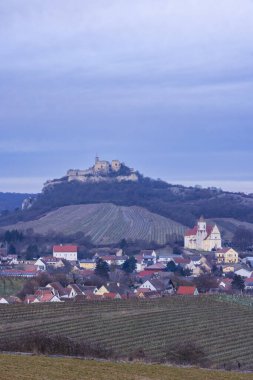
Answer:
top-left (0, 192), bottom-right (31, 212)
top-left (4, 203), bottom-right (186, 245)
top-left (1, 160), bottom-right (253, 245)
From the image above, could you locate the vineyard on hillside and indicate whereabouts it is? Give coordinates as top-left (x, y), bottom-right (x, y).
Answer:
top-left (5, 203), bottom-right (186, 245)
top-left (0, 296), bottom-right (253, 369)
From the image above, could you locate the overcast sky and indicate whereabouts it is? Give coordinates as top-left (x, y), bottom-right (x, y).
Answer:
top-left (0, 1), bottom-right (253, 193)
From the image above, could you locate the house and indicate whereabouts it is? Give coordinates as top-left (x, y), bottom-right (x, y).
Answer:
top-left (138, 279), bottom-right (166, 292)
top-left (244, 278), bottom-right (253, 290)
top-left (96, 282), bottom-right (129, 296)
top-left (53, 245), bottom-right (78, 261)
top-left (67, 284), bottom-right (85, 298)
top-left (82, 285), bottom-right (98, 294)
top-left (184, 217), bottom-right (222, 251)
top-left (176, 286), bottom-right (199, 296)
top-left (95, 255), bottom-right (128, 266)
top-left (102, 292), bottom-right (122, 300)
top-left (215, 248), bottom-right (239, 264)
top-left (0, 297), bottom-right (8, 304)
top-left (0, 269), bottom-right (37, 278)
top-left (46, 282), bottom-right (69, 298)
top-left (220, 264), bottom-right (235, 274)
top-left (35, 256), bottom-right (65, 271)
top-left (234, 268), bottom-right (252, 278)
top-left (241, 257), bottom-right (253, 268)
top-left (34, 288), bottom-right (61, 303)
top-left (218, 278), bottom-right (233, 292)
top-left (79, 259), bottom-right (96, 270)
top-left (141, 250), bottom-right (157, 265)
top-left (24, 295), bottom-right (39, 304)
top-left (144, 262), bottom-right (166, 271)
top-left (173, 257), bottom-right (191, 265)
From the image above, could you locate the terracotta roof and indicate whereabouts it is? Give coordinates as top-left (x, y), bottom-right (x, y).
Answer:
top-left (38, 294), bottom-right (55, 302)
top-left (177, 286), bottom-right (197, 295)
top-left (185, 226), bottom-right (198, 237)
top-left (216, 248), bottom-right (232, 253)
top-left (185, 224), bottom-right (213, 237)
top-left (102, 292), bottom-right (119, 299)
top-left (174, 257), bottom-right (191, 264)
top-left (138, 270), bottom-right (154, 278)
top-left (145, 263), bottom-right (166, 270)
top-left (53, 245), bottom-right (78, 253)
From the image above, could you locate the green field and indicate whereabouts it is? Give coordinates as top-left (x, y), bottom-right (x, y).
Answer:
top-left (0, 278), bottom-right (26, 297)
top-left (0, 296), bottom-right (253, 369)
top-left (0, 354), bottom-right (252, 380)
top-left (6, 203), bottom-right (186, 244)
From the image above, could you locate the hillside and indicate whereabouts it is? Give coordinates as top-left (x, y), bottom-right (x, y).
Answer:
top-left (0, 355), bottom-right (252, 380)
top-left (4, 203), bottom-right (186, 245)
top-left (1, 296), bottom-right (253, 370)
top-left (0, 192), bottom-right (31, 212)
top-left (2, 178), bottom-right (253, 232)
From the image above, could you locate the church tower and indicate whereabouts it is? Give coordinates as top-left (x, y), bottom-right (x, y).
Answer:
top-left (196, 216), bottom-right (207, 249)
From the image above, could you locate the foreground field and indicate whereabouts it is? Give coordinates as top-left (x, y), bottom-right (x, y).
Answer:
top-left (0, 354), bottom-right (252, 380)
top-left (0, 296), bottom-right (253, 369)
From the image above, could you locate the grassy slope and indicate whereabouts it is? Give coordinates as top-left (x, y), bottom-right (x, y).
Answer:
top-left (4, 203), bottom-right (186, 245)
top-left (1, 297), bottom-right (253, 369)
top-left (0, 278), bottom-right (26, 297)
top-left (0, 355), bottom-right (253, 380)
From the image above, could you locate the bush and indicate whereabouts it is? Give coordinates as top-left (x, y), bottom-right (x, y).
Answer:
top-left (128, 347), bottom-right (146, 361)
top-left (165, 341), bottom-right (210, 367)
top-left (0, 333), bottom-right (115, 359)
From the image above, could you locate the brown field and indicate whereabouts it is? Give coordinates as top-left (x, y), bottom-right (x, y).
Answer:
top-left (0, 354), bottom-right (253, 380)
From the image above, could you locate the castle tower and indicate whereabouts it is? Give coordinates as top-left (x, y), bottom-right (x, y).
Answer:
top-left (95, 155), bottom-right (99, 164)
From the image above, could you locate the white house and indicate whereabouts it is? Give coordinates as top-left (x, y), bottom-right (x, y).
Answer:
top-left (0, 297), bottom-right (8, 304)
top-left (184, 217), bottom-right (222, 251)
top-left (53, 245), bottom-right (78, 261)
top-left (234, 268), bottom-right (253, 278)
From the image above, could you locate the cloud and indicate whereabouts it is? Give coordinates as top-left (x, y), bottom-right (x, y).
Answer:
top-left (0, 1), bottom-right (252, 192)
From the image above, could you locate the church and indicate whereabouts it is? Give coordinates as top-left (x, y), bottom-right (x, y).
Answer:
top-left (184, 217), bottom-right (222, 251)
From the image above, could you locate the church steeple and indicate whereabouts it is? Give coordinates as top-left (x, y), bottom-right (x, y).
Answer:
top-left (198, 216), bottom-right (206, 232)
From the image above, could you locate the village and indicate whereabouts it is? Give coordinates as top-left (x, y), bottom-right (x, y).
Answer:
top-left (0, 217), bottom-right (253, 304)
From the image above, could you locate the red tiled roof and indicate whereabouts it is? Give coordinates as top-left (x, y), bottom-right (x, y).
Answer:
top-left (138, 270), bottom-right (154, 278)
top-left (103, 292), bottom-right (119, 299)
top-left (185, 224), bottom-right (214, 237)
top-left (39, 294), bottom-right (55, 302)
top-left (177, 286), bottom-right (197, 295)
top-left (53, 245), bottom-right (78, 253)
top-left (174, 257), bottom-right (190, 264)
top-left (216, 248), bottom-right (231, 253)
top-left (185, 226), bottom-right (198, 236)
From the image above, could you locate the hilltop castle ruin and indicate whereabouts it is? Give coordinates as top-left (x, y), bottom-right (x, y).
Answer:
top-left (44, 157), bottom-right (139, 189)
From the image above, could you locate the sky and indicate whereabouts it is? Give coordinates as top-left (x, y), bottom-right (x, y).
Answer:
top-left (0, 0), bottom-right (253, 193)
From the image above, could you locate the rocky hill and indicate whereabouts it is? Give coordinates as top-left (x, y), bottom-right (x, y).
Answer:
top-left (1, 160), bottom-right (253, 246)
